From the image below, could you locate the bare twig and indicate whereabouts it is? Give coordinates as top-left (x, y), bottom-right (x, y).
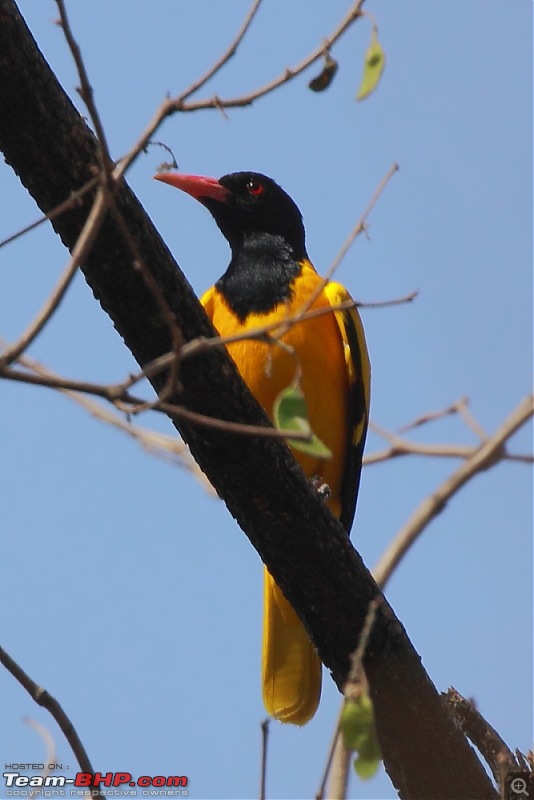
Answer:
top-left (0, 176), bottom-right (99, 250)
top-left (326, 735), bottom-right (350, 800)
top-left (105, 193), bottom-right (184, 399)
top-left (114, 0), bottom-right (367, 180)
top-left (179, 297), bottom-right (361, 362)
top-left (456, 398), bottom-right (490, 440)
top-left (316, 724), bottom-right (344, 800)
top-left (0, 189), bottom-right (109, 365)
top-left (178, 0), bottom-right (367, 113)
top-left (344, 598), bottom-right (381, 690)
top-left (372, 394), bottom-right (534, 588)
top-left (25, 719), bottom-right (56, 800)
top-left (399, 396), bottom-right (491, 443)
top-left (115, 0), bottom-right (266, 179)
top-left (0, 645), bottom-right (106, 800)
top-left (320, 599), bottom-right (381, 800)
top-left (286, 162), bottom-right (399, 331)
top-left (0, 258), bottom-right (79, 365)
top-left (357, 289), bottom-right (418, 309)
top-left (56, 0), bottom-right (189, 395)
top-left (366, 419), bottom-right (532, 466)
top-left (325, 163), bottom-right (400, 279)
top-left (259, 718), bottom-right (269, 800)
top-left (55, 0), bottom-right (112, 176)
top-left (444, 688), bottom-right (519, 789)
top-left (398, 396), bottom-right (470, 432)
top-left (0, 363), bottom-right (320, 443)
top-left (179, 0), bottom-right (264, 103)
top-left (8, 347), bottom-right (211, 485)
top-left (56, 0), bottom-right (187, 394)
top-left (398, 395), bottom-right (489, 441)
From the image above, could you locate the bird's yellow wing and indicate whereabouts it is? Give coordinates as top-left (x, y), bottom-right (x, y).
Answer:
top-left (324, 282), bottom-right (371, 533)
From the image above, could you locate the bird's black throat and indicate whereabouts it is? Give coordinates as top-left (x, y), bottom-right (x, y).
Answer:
top-left (215, 232), bottom-right (305, 322)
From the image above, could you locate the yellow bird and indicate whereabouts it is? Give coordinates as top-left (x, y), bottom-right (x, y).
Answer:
top-left (156, 171), bottom-right (370, 725)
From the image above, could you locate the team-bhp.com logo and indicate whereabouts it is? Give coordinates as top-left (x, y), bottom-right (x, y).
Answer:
top-left (3, 770), bottom-right (188, 797)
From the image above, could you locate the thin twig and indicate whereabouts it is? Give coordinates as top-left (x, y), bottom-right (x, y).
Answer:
top-left (367, 418), bottom-right (533, 465)
top-left (56, 0), bottom-right (187, 389)
top-left (179, 298), bottom-right (360, 362)
top-left (105, 193), bottom-right (184, 398)
top-left (25, 719), bottom-right (56, 800)
top-left (316, 726), bottom-right (344, 800)
top-left (55, 0), bottom-right (112, 177)
top-left (259, 718), bottom-right (269, 800)
top-left (114, 0), bottom-right (367, 180)
top-left (90, 287), bottom-right (414, 396)
top-left (326, 735), bottom-right (350, 800)
top-left (397, 397), bottom-right (471, 433)
top-left (178, 0), bottom-right (367, 113)
top-left (319, 599), bottom-right (381, 800)
top-left (0, 645), bottom-right (106, 800)
top-left (444, 687), bottom-right (519, 788)
top-left (456, 398), bottom-right (490, 441)
top-left (180, 0), bottom-right (264, 103)
top-left (280, 162), bottom-right (399, 336)
top-left (364, 440), bottom-right (532, 466)
top-left (0, 189), bottom-right (109, 365)
top-left (357, 289), bottom-right (418, 309)
top-left (56, 0), bottom-right (187, 395)
top-left (326, 163), bottom-right (400, 279)
top-left (114, 0), bottom-right (265, 179)
top-left (0, 364), bottom-right (318, 443)
top-left (8, 346), bottom-right (212, 486)
top-left (345, 598), bottom-right (381, 689)
top-left (105, 296), bottom-right (363, 396)
top-left (0, 176), bottom-right (99, 250)
top-left (372, 394), bottom-right (534, 588)
top-left (141, 398), bottom-right (312, 441)
top-left (398, 395), bottom-right (489, 441)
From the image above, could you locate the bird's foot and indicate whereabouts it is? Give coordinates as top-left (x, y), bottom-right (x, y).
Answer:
top-left (311, 475), bottom-right (331, 501)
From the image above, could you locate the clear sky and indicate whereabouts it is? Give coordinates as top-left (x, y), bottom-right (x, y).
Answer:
top-left (1, 2), bottom-right (532, 799)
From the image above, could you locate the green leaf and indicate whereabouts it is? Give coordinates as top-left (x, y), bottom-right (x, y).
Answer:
top-left (353, 746), bottom-right (381, 780)
top-left (273, 384), bottom-right (332, 458)
top-left (309, 53), bottom-right (339, 92)
top-left (356, 34), bottom-right (385, 101)
top-left (340, 696), bottom-right (382, 780)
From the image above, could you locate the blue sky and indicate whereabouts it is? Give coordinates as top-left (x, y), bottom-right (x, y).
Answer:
top-left (1, 2), bottom-right (532, 799)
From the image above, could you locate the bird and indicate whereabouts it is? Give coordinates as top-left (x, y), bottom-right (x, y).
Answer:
top-left (155, 170), bottom-right (370, 725)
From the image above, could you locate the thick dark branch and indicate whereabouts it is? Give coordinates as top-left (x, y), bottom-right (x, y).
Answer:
top-left (0, 3), bottom-right (497, 798)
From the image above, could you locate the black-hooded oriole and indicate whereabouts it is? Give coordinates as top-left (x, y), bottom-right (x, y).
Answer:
top-left (155, 171), bottom-right (370, 725)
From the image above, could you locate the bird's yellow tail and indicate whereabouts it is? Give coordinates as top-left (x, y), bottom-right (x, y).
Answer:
top-left (262, 567), bottom-right (322, 725)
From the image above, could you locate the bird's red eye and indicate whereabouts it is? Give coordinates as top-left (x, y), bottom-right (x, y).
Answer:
top-left (246, 180), bottom-right (264, 196)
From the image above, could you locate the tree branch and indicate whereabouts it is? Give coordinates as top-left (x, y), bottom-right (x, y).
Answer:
top-left (372, 394), bottom-right (534, 588)
top-left (0, 646), bottom-right (106, 800)
top-left (0, 3), bottom-right (497, 798)
top-left (444, 688), bottom-right (519, 790)
top-left (115, 0), bottom-right (366, 179)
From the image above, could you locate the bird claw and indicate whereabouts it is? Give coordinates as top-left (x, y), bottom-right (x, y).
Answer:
top-left (311, 475), bottom-right (331, 501)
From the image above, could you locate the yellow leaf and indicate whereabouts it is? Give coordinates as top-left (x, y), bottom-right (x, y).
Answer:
top-left (356, 34), bottom-right (385, 101)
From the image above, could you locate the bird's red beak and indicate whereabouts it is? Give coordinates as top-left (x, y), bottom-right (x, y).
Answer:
top-left (154, 172), bottom-right (229, 203)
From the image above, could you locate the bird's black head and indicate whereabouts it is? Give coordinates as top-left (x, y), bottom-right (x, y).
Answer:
top-left (155, 170), bottom-right (308, 262)
top-left (211, 172), bottom-right (307, 260)
top-left (155, 170), bottom-right (309, 319)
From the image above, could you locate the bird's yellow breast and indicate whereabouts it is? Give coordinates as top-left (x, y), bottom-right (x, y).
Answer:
top-left (201, 262), bottom-right (349, 516)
